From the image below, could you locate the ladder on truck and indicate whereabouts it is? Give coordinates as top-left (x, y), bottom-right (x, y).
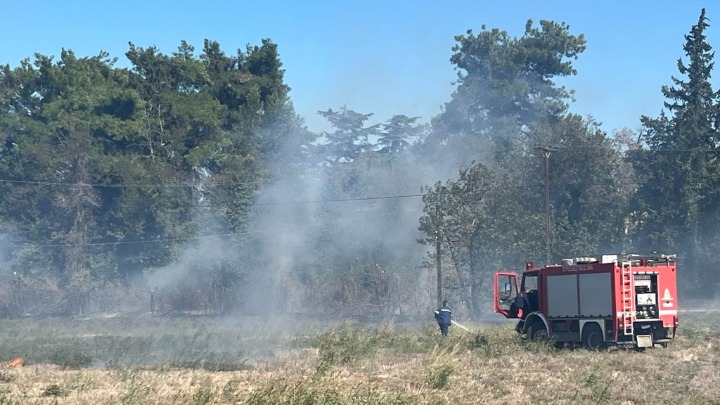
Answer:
top-left (620, 261), bottom-right (634, 336)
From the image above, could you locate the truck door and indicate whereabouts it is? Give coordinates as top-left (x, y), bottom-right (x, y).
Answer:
top-left (494, 272), bottom-right (520, 318)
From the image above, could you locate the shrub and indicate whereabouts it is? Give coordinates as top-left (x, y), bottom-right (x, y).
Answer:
top-left (121, 376), bottom-right (150, 405)
top-left (313, 323), bottom-right (379, 377)
top-left (50, 349), bottom-right (93, 369)
top-left (0, 371), bottom-right (16, 383)
top-left (41, 384), bottom-right (66, 397)
top-left (426, 343), bottom-right (460, 390)
top-left (192, 386), bottom-right (213, 405)
top-left (427, 363), bottom-right (454, 389)
top-left (247, 376), bottom-right (414, 404)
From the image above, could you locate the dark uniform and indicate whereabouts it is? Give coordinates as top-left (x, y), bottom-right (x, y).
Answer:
top-left (434, 300), bottom-right (452, 336)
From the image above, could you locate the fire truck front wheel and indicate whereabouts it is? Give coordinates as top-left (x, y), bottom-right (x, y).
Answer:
top-left (582, 323), bottom-right (606, 350)
top-left (527, 319), bottom-right (548, 341)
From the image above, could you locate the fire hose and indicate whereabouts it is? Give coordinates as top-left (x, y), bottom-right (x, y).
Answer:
top-left (451, 320), bottom-right (471, 332)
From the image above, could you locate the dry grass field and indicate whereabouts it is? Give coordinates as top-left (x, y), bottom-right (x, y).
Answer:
top-left (0, 312), bottom-right (717, 404)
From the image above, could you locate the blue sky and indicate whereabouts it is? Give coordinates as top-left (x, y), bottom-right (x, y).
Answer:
top-left (1, 1), bottom-right (715, 134)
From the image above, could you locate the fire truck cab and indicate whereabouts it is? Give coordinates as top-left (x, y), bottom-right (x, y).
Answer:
top-left (494, 254), bottom-right (678, 349)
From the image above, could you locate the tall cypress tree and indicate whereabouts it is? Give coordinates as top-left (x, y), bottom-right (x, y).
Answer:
top-left (633, 9), bottom-right (720, 292)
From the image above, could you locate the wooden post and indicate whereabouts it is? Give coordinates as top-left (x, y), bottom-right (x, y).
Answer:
top-left (436, 203), bottom-right (443, 307)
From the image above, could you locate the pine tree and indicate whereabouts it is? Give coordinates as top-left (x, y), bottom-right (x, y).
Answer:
top-left (633, 9), bottom-right (720, 293)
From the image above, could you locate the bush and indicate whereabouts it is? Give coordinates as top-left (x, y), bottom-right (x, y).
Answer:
top-left (247, 376), bottom-right (414, 404)
top-left (426, 343), bottom-right (459, 390)
top-left (41, 384), bottom-right (66, 397)
top-left (427, 363), bottom-right (454, 389)
top-left (0, 370), bottom-right (16, 383)
top-left (49, 349), bottom-right (93, 369)
top-left (313, 323), bottom-right (379, 377)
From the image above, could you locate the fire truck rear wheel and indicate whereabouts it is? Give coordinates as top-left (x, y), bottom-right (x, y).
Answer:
top-left (527, 319), bottom-right (548, 341)
top-left (582, 323), bottom-right (606, 350)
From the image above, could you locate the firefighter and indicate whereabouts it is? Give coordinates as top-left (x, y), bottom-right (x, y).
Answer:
top-left (434, 299), bottom-right (452, 336)
top-left (509, 293), bottom-right (524, 318)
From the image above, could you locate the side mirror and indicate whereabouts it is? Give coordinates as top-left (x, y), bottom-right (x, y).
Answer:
top-left (499, 282), bottom-right (512, 300)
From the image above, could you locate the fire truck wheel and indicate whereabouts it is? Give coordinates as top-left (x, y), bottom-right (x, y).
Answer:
top-left (527, 319), bottom-right (548, 341)
top-left (582, 323), bottom-right (606, 350)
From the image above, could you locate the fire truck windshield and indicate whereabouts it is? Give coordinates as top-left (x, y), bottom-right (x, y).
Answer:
top-left (522, 274), bottom-right (537, 292)
top-left (521, 273), bottom-right (539, 312)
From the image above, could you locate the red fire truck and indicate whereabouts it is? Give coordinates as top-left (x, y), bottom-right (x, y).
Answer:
top-left (494, 254), bottom-right (678, 349)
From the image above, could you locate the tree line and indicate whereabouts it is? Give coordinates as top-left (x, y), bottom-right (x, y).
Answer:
top-left (0, 10), bottom-right (717, 318)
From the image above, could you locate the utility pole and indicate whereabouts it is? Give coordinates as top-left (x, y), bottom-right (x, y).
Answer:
top-left (536, 145), bottom-right (558, 265)
top-left (435, 203), bottom-right (443, 307)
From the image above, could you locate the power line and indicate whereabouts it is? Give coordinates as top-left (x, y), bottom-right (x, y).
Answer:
top-left (1, 174), bottom-right (717, 211)
top-left (0, 177), bottom-right (714, 212)
top-left (0, 177), bottom-right (429, 202)
top-left (0, 174), bottom-right (714, 249)
top-left (0, 178), bottom-right (193, 188)
top-left (0, 146), bottom-right (716, 189)
top-left (250, 193), bottom-right (425, 205)
top-left (0, 209), bottom-right (419, 250)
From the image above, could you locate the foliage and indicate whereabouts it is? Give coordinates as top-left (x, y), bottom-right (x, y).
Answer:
top-left (313, 322), bottom-right (380, 377)
top-left (318, 106), bottom-right (380, 164)
top-left (247, 376), bottom-right (414, 405)
top-left (419, 163), bottom-right (509, 314)
top-left (0, 315), bottom-right (718, 403)
top-left (433, 19), bottom-right (586, 141)
top-left (272, 107), bottom-right (427, 317)
top-left (0, 371), bottom-right (16, 383)
top-left (426, 343), bottom-right (459, 389)
top-left (532, 115), bottom-right (633, 258)
top-left (377, 115), bottom-right (422, 155)
top-left (422, 17), bottom-right (637, 311)
top-left (0, 38), bottom-right (299, 314)
top-left (41, 384), bottom-right (67, 397)
top-left (49, 349), bottom-right (93, 369)
top-left (631, 8), bottom-right (720, 292)
top-left (1, 11), bottom-right (720, 319)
